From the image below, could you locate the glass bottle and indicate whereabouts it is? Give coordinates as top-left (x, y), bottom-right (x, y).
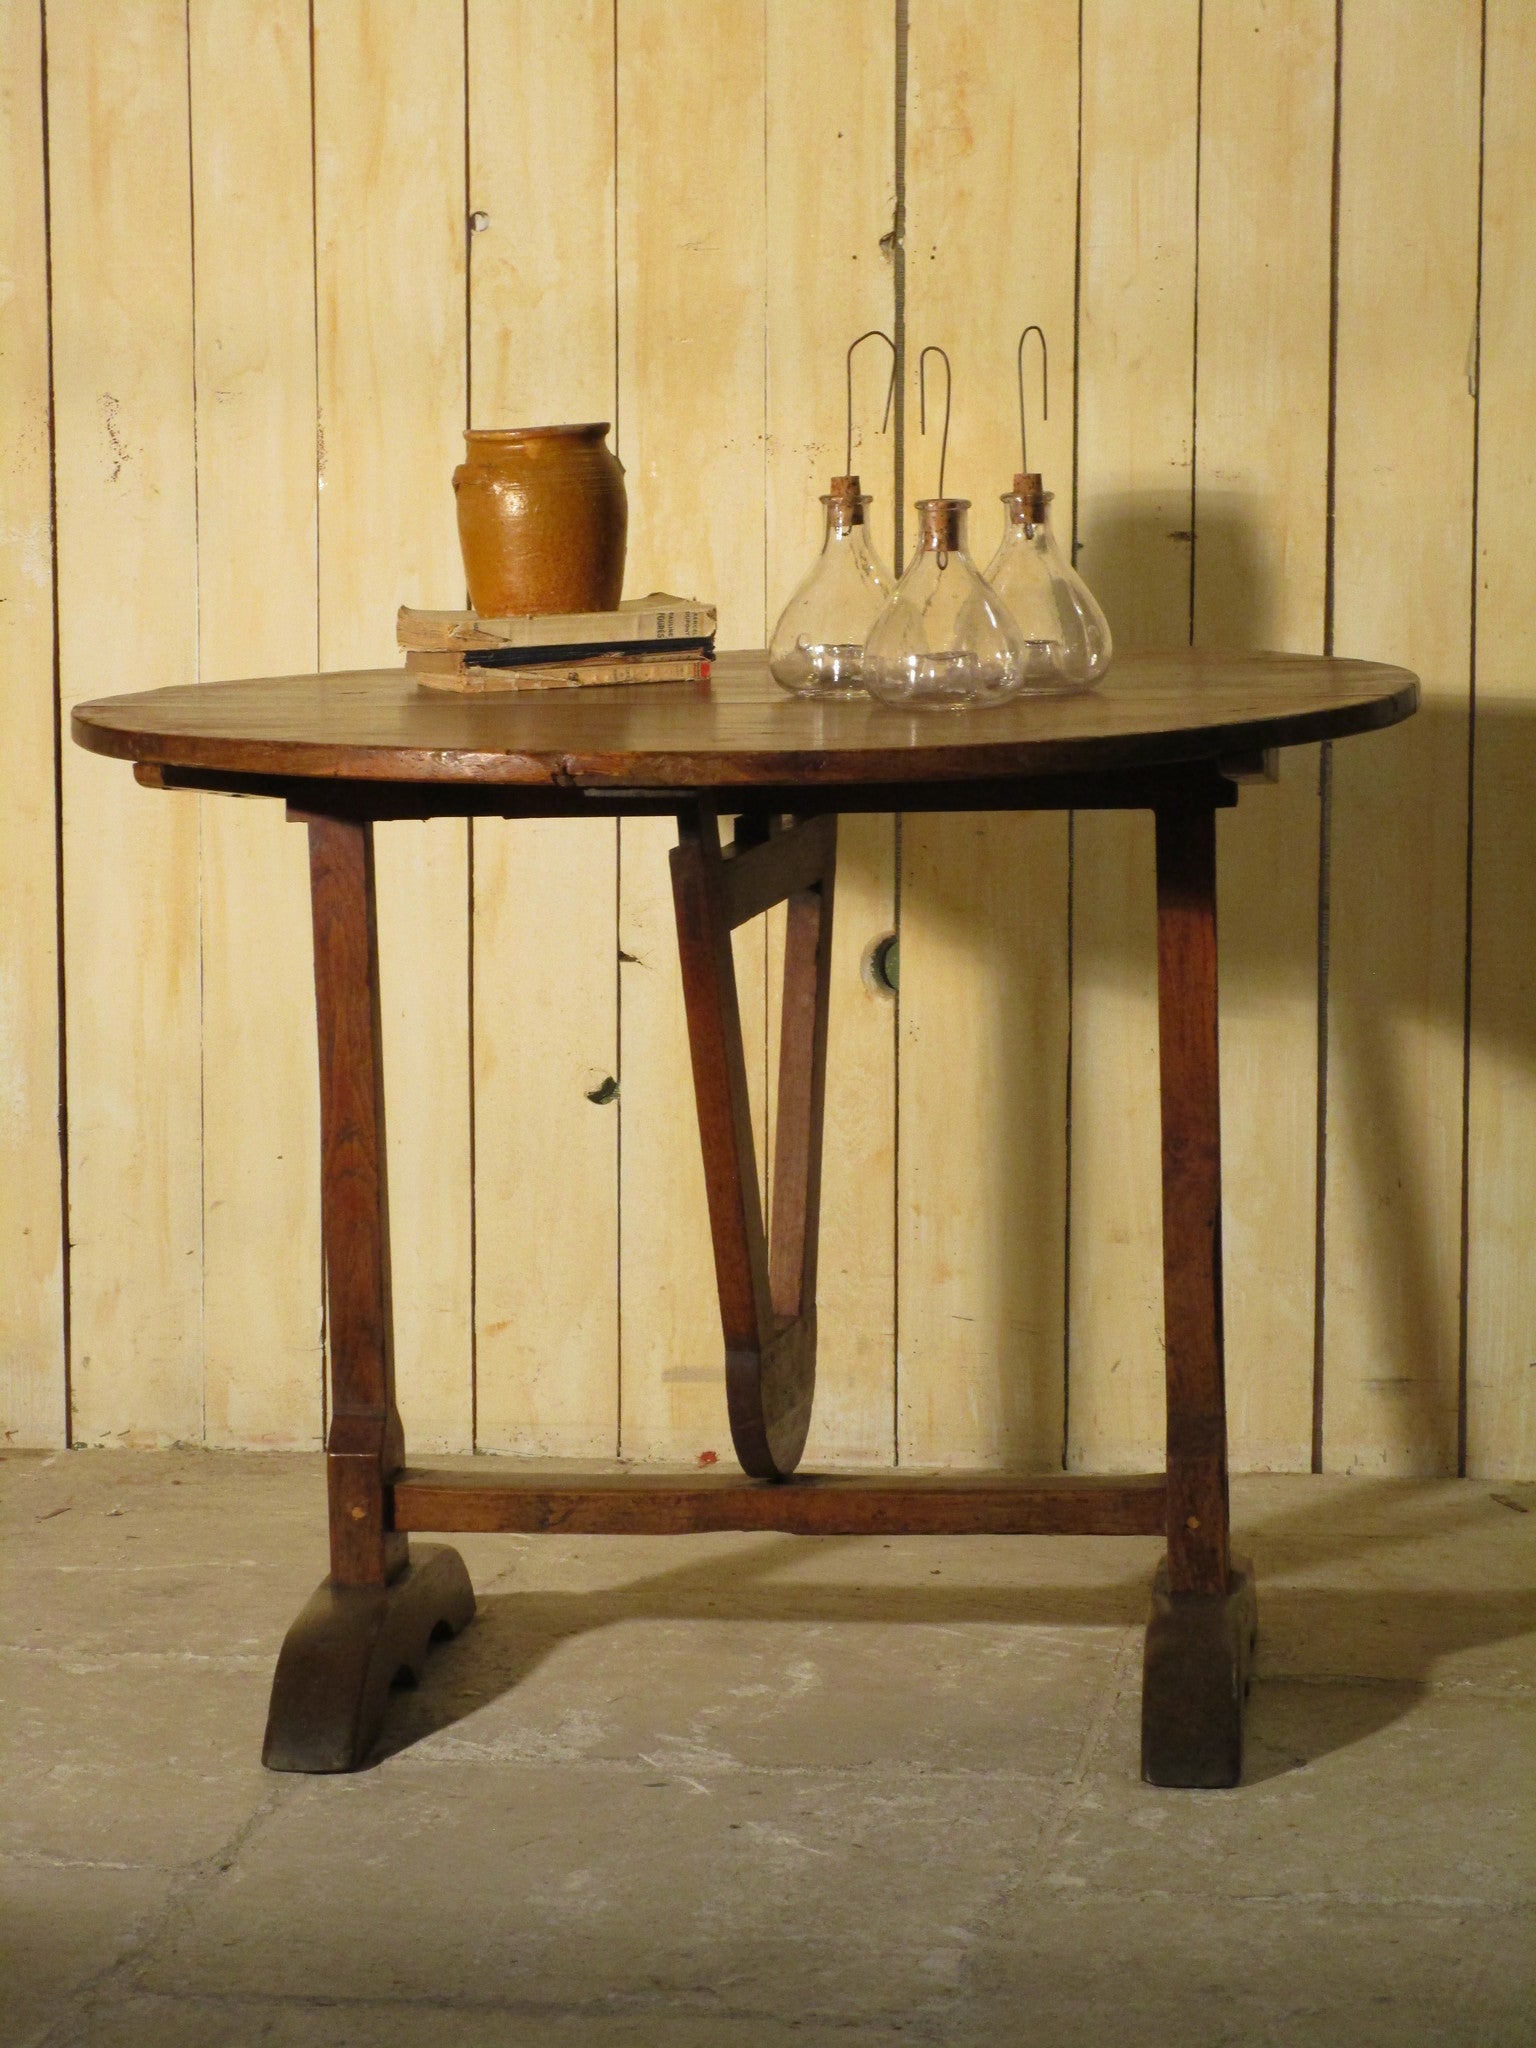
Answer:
top-left (863, 498), bottom-right (1026, 709)
top-left (985, 472), bottom-right (1113, 688)
top-left (769, 475), bottom-right (894, 698)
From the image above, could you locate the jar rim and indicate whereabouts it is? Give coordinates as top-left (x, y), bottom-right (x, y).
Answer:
top-left (463, 422), bottom-right (611, 444)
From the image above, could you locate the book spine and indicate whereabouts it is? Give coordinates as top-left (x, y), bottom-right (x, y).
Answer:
top-left (407, 650), bottom-right (711, 693)
top-left (474, 609), bottom-right (715, 649)
top-left (430, 636), bottom-right (713, 670)
top-left (397, 603), bottom-right (717, 653)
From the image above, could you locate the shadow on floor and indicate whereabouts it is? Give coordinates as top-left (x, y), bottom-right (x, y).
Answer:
top-left (365, 1499), bottom-right (1535, 1784)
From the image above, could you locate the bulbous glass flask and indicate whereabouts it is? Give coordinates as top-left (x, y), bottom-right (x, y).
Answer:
top-left (769, 475), bottom-right (894, 698)
top-left (985, 473), bottom-right (1113, 688)
top-left (863, 498), bottom-right (1025, 709)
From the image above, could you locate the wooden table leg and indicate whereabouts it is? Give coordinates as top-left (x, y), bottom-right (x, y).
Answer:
top-left (1142, 797), bottom-right (1257, 1788)
top-left (671, 807), bottom-right (836, 1479)
top-left (262, 810), bottom-right (472, 1772)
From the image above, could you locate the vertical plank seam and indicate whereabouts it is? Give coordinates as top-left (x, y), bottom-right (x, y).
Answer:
top-left (613, 818), bottom-right (622, 1459)
top-left (610, 0), bottom-right (622, 1443)
top-left (761, 0), bottom-right (769, 651)
top-left (891, 0), bottom-right (907, 570)
top-left (1068, 0), bottom-right (1084, 571)
top-left (1062, 0), bottom-right (1086, 1469)
top-left (463, 0), bottom-right (473, 433)
top-left (1457, 0), bottom-right (1490, 1479)
top-left (462, 0), bottom-right (478, 1451)
top-left (890, 0), bottom-right (908, 1468)
top-left (1187, 0), bottom-right (1204, 647)
top-left (761, 0), bottom-right (771, 1210)
top-left (307, 0), bottom-right (328, 1444)
top-left (1062, 813), bottom-right (1075, 1470)
top-left (611, 0), bottom-right (620, 455)
top-left (307, 0), bottom-right (321, 666)
top-left (1186, 0), bottom-right (1205, 1483)
top-left (1312, 743), bottom-right (1332, 1472)
top-left (1313, 0), bottom-right (1346, 1473)
top-left (184, 0), bottom-right (208, 1444)
top-left (38, 0), bottom-right (72, 1446)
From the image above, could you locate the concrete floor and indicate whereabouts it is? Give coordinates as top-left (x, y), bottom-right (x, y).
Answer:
top-left (2, 1451), bottom-right (1533, 2047)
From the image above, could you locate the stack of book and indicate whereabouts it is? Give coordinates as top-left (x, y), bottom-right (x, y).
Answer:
top-left (398, 593), bottom-right (716, 693)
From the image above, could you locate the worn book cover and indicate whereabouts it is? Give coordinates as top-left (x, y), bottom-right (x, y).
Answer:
top-left (407, 648), bottom-right (711, 694)
top-left (398, 592), bottom-right (716, 654)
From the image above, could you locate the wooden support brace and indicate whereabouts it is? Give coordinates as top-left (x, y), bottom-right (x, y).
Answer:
top-left (719, 817), bottom-right (835, 927)
top-left (302, 810), bottom-right (408, 1588)
top-left (670, 809), bottom-right (837, 1479)
top-left (263, 809), bottom-right (474, 1773)
top-left (392, 1466), bottom-right (1168, 1537)
top-left (1144, 797), bottom-right (1256, 1787)
top-left (1154, 798), bottom-right (1232, 1598)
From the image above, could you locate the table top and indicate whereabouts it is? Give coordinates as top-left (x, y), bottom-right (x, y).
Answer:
top-left (73, 647), bottom-right (1417, 791)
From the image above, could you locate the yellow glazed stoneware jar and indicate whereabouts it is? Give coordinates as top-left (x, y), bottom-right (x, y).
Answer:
top-left (453, 422), bottom-right (627, 617)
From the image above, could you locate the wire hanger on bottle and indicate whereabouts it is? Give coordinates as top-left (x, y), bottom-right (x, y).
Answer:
top-left (1016, 324), bottom-right (1048, 473)
top-left (919, 344), bottom-right (952, 499)
top-left (844, 329), bottom-right (897, 478)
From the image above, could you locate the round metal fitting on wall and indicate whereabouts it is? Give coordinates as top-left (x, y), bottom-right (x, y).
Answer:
top-left (861, 931), bottom-right (899, 997)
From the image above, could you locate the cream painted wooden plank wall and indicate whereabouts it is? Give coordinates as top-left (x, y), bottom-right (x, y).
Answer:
top-left (1069, 0), bottom-right (1201, 1475)
top-left (467, 0), bottom-right (620, 1457)
top-left (4, 0), bottom-right (1533, 1483)
top-left (767, 0), bottom-right (899, 1468)
top-left (1324, 0), bottom-right (1481, 1474)
top-left (191, 0), bottom-right (323, 1449)
top-left (1466, 0), bottom-right (1536, 1479)
top-left (615, 0), bottom-right (776, 1465)
top-left (1194, 0), bottom-right (1335, 1475)
top-left (313, 0), bottom-right (474, 1455)
top-left (900, 0), bottom-right (1076, 1471)
top-left (0, 0), bottom-right (65, 1445)
top-left (49, 0), bottom-right (205, 1448)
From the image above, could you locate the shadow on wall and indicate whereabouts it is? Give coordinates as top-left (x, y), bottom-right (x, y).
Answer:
top-left (893, 807), bottom-right (1071, 1468)
top-left (1313, 692), bottom-right (1534, 1470)
top-left (895, 487), bottom-right (1535, 1471)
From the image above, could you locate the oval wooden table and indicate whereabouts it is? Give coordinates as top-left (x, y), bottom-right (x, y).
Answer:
top-left (75, 647), bottom-right (1417, 1787)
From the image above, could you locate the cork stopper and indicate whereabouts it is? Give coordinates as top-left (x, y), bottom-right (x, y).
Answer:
top-left (1010, 471), bottom-right (1048, 522)
top-left (915, 497), bottom-right (969, 553)
top-left (824, 474), bottom-right (868, 531)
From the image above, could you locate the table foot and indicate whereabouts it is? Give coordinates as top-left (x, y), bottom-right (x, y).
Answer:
top-left (1140, 1554), bottom-right (1258, 1789)
top-left (262, 1544), bottom-right (475, 1774)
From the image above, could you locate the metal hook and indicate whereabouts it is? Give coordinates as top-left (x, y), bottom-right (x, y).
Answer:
top-left (845, 329), bottom-right (897, 477)
top-left (1016, 325), bottom-right (1048, 472)
top-left (919, 344), bottom-right (952, 499)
